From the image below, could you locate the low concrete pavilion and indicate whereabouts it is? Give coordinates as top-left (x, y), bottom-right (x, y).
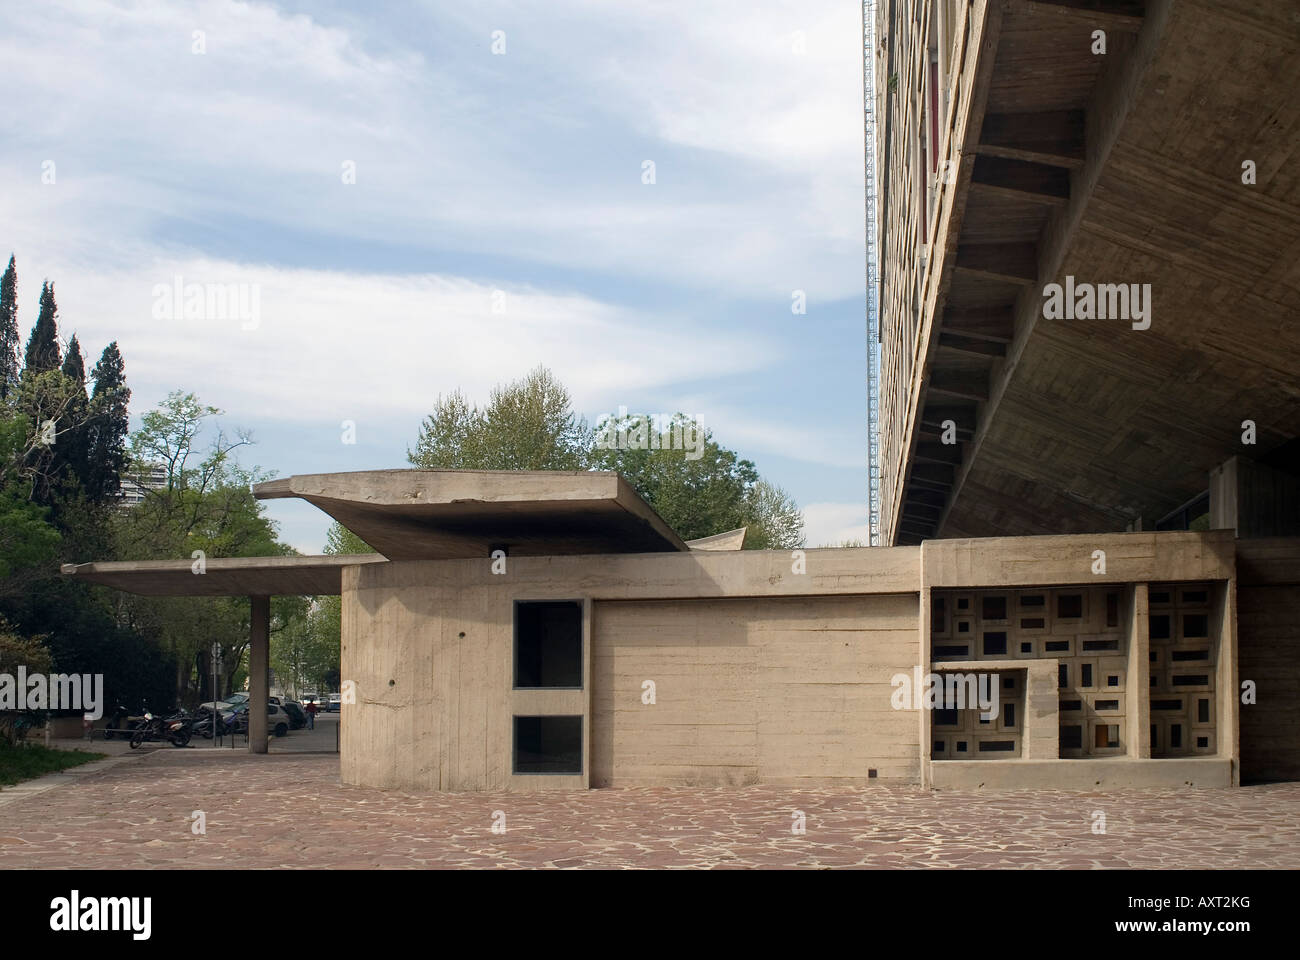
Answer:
top-left (61, 470), bottom-right (693, 753)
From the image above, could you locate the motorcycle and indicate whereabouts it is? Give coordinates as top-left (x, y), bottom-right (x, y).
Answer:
top-left (193, 706), bottom-right (236, 739)
top-left (129, 709), bottom-right (193, 748)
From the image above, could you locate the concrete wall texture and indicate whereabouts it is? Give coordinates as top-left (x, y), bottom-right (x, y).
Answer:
top-left (334, 530), bottom-right (1297, 793)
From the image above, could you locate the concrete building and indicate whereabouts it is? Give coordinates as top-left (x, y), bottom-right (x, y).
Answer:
top-left (867, 0), bottom-right (1300, 779)
top-left (61, 469), bottom-right (1298, 792)
top-left (55, 1), bottom-right (1299, 795)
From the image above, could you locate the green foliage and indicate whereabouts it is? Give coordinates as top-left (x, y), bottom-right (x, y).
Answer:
top-left (0, 743), bottom-right (102, 785)
top-left (85, 342), bottom-right (130, 503)
top-left (23, 281), bottom-right (60, 374)
top-left (589, 413), bottom-right (805, 548)
top-left (409, 366), bottom-right (591, 471)
top-left (0, 255), bottom-right (18, 401)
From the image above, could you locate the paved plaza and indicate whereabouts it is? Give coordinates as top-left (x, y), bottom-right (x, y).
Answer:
top-left (3, 742), bottom-right (1298, 869)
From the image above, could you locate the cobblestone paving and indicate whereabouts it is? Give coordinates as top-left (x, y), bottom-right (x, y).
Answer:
top-left (1, 752), bottom-right (1296, 868)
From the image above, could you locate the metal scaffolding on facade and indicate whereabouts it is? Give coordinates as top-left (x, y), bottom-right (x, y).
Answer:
top-left (863, 0), bottom-right (882, 546)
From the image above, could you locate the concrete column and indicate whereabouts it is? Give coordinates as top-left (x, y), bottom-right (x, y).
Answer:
top-left (1126, 583), bottom-right (1150, 758)
top-left (249, 595), bottom-right (270, 754)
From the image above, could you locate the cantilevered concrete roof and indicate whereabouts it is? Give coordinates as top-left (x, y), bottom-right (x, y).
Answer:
top-left (61, 554), bottom-right (386, 597)
top-left (252, 469), bottom-right (690, 560)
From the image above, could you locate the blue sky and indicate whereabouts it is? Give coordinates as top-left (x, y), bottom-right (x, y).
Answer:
top-left (2, 0), bottom-right (869, 551)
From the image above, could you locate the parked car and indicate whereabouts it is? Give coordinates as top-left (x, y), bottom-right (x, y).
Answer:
top-left (280, 700), bottom-right (307, 730)
top-left (326, 693), bottom-right (341, 712)
top-left (198, 690), bottom-right (250, 712)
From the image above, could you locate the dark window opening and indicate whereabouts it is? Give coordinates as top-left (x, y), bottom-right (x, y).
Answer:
top-left (1150, 591), bottom-right (1171, 605)
top-left (1020, 641), bottom-right (1034, 653)
top-left (983, 632), bottom-right (1007, 656)
top-left (1020, 594), bottom-right (1045, 608)
top-left (935, 708), bottom-right (959, 726)
top-left (1081, 664), bottom-right (1093, 687)
top-left (957, 620), bottom-right (971, 633)
top-left (934, 644), bottom-right (969, 657)
top-left (515, 601), bottom-right (583, 688)
top-left (1003, 677), bottom-right (1015, 689)
top-left (1003, 704), bottom-right (1015, 726)
top-left (1182, 614), bottom-right (1209, 639)
top-left (978, 740), bottom-right (1015, 752)
top-left (1058, 594), bottom-right (1083, 619)
top-left (1196, 736), bottom-right (1209, 749)
top-left (982, 596), bottom-right (1007, 620)
top-left (1095, 724), bottom-right (1119, 749)
top-left (1058, 664), bottom-right (1069, 688)
top-left (1172, 675), bottom-right (1209, 687)
top-left (1106, 592), bottom-right (1119, 628)
top-left (1182, 589), bottom-right (1208, 605)
top-left (1172, 649), bottom-right (1209, 662)
top-left (1095, 700), bottom-right (1119, 711)
top-left (1151, 699), bottom-right (1183, 711)
top-left (1082, 639), bottom-right (1119, 651)
top-left (1150, 615), bottom-right (1171, 640)
top-left (1198, 699), bottom-right (1210, 723)
top-left (1107, 675), bottom-right (1119, 687)
top-left (1170, 724), bottom-right (1182, 748)
top-left (1060, 700), bottom-right (1082, 711)
top-left (1060, 725), bottom-right (1082, 749)
top-left (513, 716), bottom-right (582, 774)
top-left (1021, 618), bottom-right (1045, 630)
top-left (956, 740), bottom-right (967, 752)
top-left (1045, 640), bottom-right (1070, 652)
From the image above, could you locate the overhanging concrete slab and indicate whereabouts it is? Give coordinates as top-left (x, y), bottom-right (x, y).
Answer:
top-left (252, 469), bottom-right (689, 560)
top-left (60, 554), bottom-right (386, 596)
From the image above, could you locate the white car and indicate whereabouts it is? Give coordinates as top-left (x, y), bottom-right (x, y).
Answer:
top-left (198, 691), bottom-right (250, 712)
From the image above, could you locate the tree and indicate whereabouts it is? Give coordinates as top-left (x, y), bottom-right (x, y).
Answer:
top-left (589, 412), bottom-right (805, 547)
top-left (0, 256), bottom-right (18, 401)
top-left (85, 342), bottom-right (130, 503)
top-left (408, 367), bottom-right (803, 548)
top-left (409, 366), bottom-right (591, 471)
top-left (54, 334), bottom-right (90, 494)
top-left (23, 282), bottom-right (60, 375)
top-left (115, 391), bottom-right (293, 703)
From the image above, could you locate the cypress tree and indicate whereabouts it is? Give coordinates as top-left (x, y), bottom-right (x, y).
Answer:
top-left (0, 255), bottom-right (17, 399)
top-left (57, 334), bottom-right (91, 492)
top-left (23, 281), bottom-right (60, 374)
top-left (86, 341), bottom-right (131, 502)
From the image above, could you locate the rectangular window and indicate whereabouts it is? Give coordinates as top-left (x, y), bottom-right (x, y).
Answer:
top-left (1198, 699), bottom-right (1210, 723)
top-left (1060, 725), bottom-right (1082, 749)
top-left (514, 601), bottom-right (583, 688)
top-left (934, 644), bottom-right (969, 658)
top-left (978, 740), bottom-right (1015, 752)
top-left (1081, 664), bottom-right (1093, 687)
top-left (1172, 675), bottom-right (1210, 687)
top-left (982, 632), bottom-right (1007, 656)
top-left (1058, 664), bottom-right (1069, 688)
top-left (982, 596), bottom-right (1007, 620)
top-left (1020, 618), bottom-right (1045, 630)
top-left (1172, 649), bottom-right (1209, 661)
top-left (1045, 640), bottom-right (1070, 652)
top-left (1003, 703), bottom-right (1015, 727)
top-left (1106, 592), bottom-right (1119, 628)
top-left (1095, 724), bottom-right (1119, 749)
top-left (1170, 724), bottom-right (1182, 749)
top-left (513, 716), bottom-right (583, 774)
top-left (1150, 615), bottom-right (1171, 640)
top-left (1057, 594), bottom-right (1083, 619)
top-left (1095, 700), bottom-right (1119, 711)
top-left (1082, 639), bottom-right (1119, 652)
top-left (1182, 614), bottom-right (1209, 639)
top-left (1060, 700), bottom-right (1082, 711)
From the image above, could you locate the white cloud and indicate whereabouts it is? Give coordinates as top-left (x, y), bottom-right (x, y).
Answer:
top-left (801, 501), bottom-right (869, 547)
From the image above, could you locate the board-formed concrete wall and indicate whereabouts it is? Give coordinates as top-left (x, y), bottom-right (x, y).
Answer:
top-left (590, 595), bottom-right (920, 786)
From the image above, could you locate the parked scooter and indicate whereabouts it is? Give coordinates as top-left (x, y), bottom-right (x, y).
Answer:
top-left (129, 709), bottom-right (193, 748)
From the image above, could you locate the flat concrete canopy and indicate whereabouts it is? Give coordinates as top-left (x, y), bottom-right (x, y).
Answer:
top-left (253, 469), bottom-right (690, 560)
top-left (60, 554), bottom-right (387, 596)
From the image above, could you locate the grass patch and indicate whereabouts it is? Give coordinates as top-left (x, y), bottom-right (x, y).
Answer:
top-left (0, 741), bottom-right (103, 787)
